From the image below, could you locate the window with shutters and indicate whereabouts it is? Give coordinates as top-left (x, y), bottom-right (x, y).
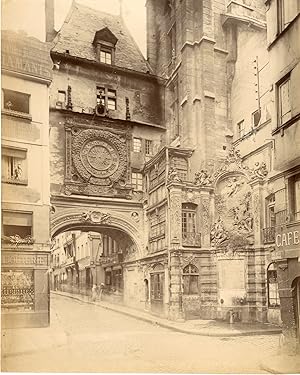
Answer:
top-left (289, 173), bottom-right (300, 222)
top-left (277, 0), bottom-right (300, 33)
top-left (2, 147), bottom-right (27, 185)
top-left (278, 75), bottom-right (291, 126)
top-left (2, 211), bottom-right (33, 240)
top-left (2, 89), bottom-right (31, 119)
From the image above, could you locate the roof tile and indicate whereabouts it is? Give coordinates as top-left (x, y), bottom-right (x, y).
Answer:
top-left (52, 3), bottom-right (150, 73)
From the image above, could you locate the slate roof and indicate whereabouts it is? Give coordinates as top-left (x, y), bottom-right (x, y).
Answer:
top-left (52, 2), bottom-right (151, 74)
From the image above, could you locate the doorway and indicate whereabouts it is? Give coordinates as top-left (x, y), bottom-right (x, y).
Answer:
top-left (292, 277), bottom-right (300, 344)
top-left (150, 263), bottom-right (164, 314)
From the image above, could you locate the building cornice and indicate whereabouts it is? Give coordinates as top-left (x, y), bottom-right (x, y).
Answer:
top-left (50, 107), bottom-right (166, 130)
top-left (51, 51), bottom-right (166, 84)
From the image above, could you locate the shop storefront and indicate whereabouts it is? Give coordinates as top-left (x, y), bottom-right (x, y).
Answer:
top-left (275, 223), bottom-right (300, 351)
top-left (1, 251), bottom-right (50, 328)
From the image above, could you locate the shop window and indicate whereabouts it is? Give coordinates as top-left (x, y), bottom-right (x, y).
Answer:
top-left (237, 119), bottom-right (245, 138)
top-left (145, 139), bottom-right (153, 155)
top-left (277, 74), bottom-right (291, 126)
top-left (2, 89), bottom-right (30, 115)
top-left (133, 138), bottom-right (142, 153)
top-left (278, 0), bottom-right (300, 33)
top-left (132, 172), bottom-right (143, 191)
top-left (183, 264), bottom-right (199, 295)
top-left (2, 147), bottom-right (27, 185)
top-left (2, 211), bottom-right (33, 239)
top-left (1, 269), bottom-right (35, 311)
top-left (267, 263), bottom-right (280, 307)
top-left (96, 86), bottom-right (117, 111)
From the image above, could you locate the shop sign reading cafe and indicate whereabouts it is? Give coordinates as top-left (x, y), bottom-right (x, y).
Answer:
top-left (275, 223), bottom-right (300, 250)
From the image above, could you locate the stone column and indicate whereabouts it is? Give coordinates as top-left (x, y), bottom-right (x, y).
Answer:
top-left (199, 190), bottom-right (211, 247)
top-left (169, 246), bottom-right (184, 321)
top-left (168, 184), bottom-right (184, 321)
top-left (250, 177), bottom-right (267, 322)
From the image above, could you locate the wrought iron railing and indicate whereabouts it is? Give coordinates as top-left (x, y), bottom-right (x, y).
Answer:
top-left (262, 227), bottom-right (275, 244)
top-left (182, 232), bottom-right (201, 247)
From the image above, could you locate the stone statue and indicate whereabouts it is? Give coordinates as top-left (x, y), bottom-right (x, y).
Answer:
top-left (251, 161), bottom-right (268, 179)
top-left (167, 167), bottom-right (181, 183)
top-left (211, 218), bottom-right (228, 246)
top-left (194, 169), bottom-right (212, 186)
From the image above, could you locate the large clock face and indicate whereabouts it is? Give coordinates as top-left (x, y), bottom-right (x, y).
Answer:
top-left (72, 128), bottom-right (127, 185)
top-left (82, 140), bottom-right (119, 178)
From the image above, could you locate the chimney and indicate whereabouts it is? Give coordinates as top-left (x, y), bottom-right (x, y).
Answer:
top-left (45, 0), bottom-right (55, 42)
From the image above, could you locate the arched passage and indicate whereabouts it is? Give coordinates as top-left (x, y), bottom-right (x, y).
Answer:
top-left (49, 208), bottom-right (143, 302)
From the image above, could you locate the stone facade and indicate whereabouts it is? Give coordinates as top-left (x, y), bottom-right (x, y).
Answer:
top-left (1, 31), bottom-right (52, 328)
top-left (48, 0), bottom-right (300, 350)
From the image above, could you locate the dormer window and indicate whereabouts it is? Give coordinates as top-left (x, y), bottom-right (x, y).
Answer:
top-left (100, 48), bottom-right (112, 65)
top-left (93, 27), bottom-right (118, 66)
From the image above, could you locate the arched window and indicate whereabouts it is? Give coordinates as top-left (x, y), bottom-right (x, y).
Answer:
top-left (267, 263), bottom-right (280, 307)
top-left (183, 264), bottom-right (199, 295)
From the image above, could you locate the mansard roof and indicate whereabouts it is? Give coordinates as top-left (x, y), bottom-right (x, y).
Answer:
top-left (52, 2), bottom-right (150, 73)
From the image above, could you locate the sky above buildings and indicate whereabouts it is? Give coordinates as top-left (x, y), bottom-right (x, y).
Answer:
top-left (2, 0), bottom-right (147, 56)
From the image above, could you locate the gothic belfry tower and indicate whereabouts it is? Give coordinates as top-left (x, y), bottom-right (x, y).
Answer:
top-left (144, 0), bottom-right (279, 324)
top-left (146, 0), bottom-right (267, 174)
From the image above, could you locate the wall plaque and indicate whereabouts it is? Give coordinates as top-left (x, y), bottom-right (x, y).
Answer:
top-left (218, 259), bottom-right (245, 290)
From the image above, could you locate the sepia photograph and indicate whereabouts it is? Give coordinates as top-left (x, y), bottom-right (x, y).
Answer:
top-left (1, 0), bottom-right (300, 373)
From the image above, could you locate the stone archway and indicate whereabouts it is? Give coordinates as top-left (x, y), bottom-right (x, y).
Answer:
top-left (50, 208), bottom-right (143, 258)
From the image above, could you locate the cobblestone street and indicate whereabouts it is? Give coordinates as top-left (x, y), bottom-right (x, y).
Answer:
top-left (2, 294), bottom-right (281, 373)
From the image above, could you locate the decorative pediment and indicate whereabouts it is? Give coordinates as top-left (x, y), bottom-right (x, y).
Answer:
top-left (93, 27), bottom-right (118, 46)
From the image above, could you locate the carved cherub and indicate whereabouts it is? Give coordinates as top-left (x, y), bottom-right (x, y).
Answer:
top-left (252, 161), bottom-right (268, 179)
top-left (194, 169), bottom-right (212, 186)
top-left (167, 167), bottom-right (181, 183)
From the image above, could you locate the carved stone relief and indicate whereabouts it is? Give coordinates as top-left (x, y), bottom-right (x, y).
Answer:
top-left (201, 197), bottom-right (210, 235)
top-left (194, 169), bottom-right (212, 186)
top-left (80, 210), bottom-right (111, 224)
top-left (212, 172), bottom-right (254, 249)
top-left (169, 191), bottom-right (182, 240)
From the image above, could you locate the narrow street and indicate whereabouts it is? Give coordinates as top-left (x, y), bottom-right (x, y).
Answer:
top-left (2, 294), bottom-right (279, 373)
